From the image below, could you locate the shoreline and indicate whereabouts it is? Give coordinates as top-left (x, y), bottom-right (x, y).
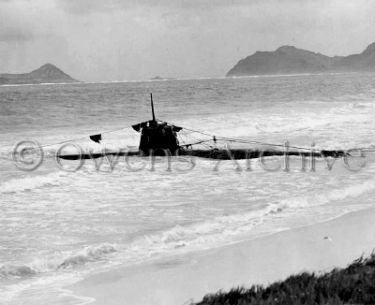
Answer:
top-left (2, 71), bottom-right (372, 88)
top-left (70, 206), bottom-right (375, 305)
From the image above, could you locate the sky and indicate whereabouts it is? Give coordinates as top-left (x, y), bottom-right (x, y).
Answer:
top-left (0, 0), bottom-right (375, 82)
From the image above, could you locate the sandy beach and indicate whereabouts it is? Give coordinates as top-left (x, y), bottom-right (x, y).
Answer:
top-left (70, 207), bottom-right (375, 305)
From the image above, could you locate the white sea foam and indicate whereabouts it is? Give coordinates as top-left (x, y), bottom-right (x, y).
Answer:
top-left (5, 174), bottom-right (372, 281)
top-left (115, 180), bottom-right (375, 264)
top-left (3, 74), bottom-right (375, 305)
top-left (0, 244), bottom-right (117, 281)
top-left (0, 265), bottom-right (37, 278)
top-left (57, 244), bottom-right (117, 269)
top-left (0, 171), bottom-right (72, 194)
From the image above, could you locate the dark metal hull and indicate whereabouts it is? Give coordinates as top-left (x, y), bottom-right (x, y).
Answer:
top-left (57, 148), bottom-right (347, 160)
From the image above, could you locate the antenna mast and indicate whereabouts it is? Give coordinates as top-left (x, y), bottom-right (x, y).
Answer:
top-left (150, 93), bottom-right (156, 122)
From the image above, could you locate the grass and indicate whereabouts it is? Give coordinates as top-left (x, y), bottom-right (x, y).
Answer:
top-left (194, 252), bottom-right (375, 305)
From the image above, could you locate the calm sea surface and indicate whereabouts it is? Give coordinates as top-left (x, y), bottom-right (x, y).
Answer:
top-left (1, 73), bottom-right (375, 304)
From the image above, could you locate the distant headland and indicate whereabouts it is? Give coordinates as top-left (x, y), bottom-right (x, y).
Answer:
top-left (227, 42), bottom-right (375, 76)
top-left (0, 63), bottom-right (78, 85)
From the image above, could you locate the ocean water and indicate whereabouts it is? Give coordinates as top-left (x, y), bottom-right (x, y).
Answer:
top-left (1, 73), bottom-right (375, 304)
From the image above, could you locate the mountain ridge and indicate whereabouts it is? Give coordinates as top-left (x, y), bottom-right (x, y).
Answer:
top-left (227, 42), bottom-right (375, 76)
top-left (0, 64), bottom-right (78, 85)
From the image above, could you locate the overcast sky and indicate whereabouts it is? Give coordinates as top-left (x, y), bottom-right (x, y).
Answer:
top-left (1, 0), bottom-right (375, 81)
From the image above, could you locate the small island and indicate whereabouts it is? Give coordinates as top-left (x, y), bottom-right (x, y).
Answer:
top-left (227, 42), bottom-right (375, 76)
top-left (0, 63), bottom-right (79, 85)
top-left (150, 76), bottom-right (176, 81)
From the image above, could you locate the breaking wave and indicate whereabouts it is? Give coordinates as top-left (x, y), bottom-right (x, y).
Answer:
top-left (0, 265), bottom-right (37, 278)
top-left (129, 177), bottom-right (375, 258)
top-left (0, 244), bottom-right (117, 280)
top-left (58, 244), bottom-right (117, 269)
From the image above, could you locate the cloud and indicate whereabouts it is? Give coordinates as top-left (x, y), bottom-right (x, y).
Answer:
top-left (0, 0), bottom-right (52, 42)
top-left (56, 0), bottom-right (117, 14)
top-left (0, 26), bottom-right (34, 42)
top-left (55, 0), bottom-right (254, 14)
top-left (0, 2), bottom-right (34, 42)
top-left (1, 0), bottom-right (375, 80)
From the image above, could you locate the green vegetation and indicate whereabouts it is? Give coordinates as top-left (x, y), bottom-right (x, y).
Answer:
top-left (194, 253), bottom-right (375, 305)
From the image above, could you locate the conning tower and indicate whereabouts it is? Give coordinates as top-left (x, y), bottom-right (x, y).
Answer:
top-left (132, 94), bottom-right (182, 155)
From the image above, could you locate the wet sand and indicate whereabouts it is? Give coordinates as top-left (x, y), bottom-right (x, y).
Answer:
top-left (70, 207), bottom-right (375, 305)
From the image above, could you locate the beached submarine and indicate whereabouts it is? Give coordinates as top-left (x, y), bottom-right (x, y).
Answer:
top-left (57, 94), bottom-right (347, 161)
